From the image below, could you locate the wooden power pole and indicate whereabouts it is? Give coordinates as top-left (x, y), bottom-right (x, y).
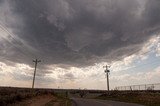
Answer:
top-left (32, 59), bottom-right (41, 88)
top-left (103, 65), bottom-right (110, 91)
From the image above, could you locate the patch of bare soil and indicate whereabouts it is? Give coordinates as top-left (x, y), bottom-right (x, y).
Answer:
top-left (10, 94), bottom-right (55, 106)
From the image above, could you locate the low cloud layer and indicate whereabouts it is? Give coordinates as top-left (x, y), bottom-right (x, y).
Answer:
top-left (0, 0), bottom-right (160, 68)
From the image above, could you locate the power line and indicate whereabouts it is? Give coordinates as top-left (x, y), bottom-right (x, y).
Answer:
top-left (127, 58), bottom-right (160, 71)
top-left (114, 49), bottom-right (154, 63)
top-left (0, 23), bottom-right (36, 59)
top-left (113, 58), bottom-right (160, 72)
top-left (108, 46), bottom-right (160, 71)
top-left (0, 23), bottom-right (44, 89)
top-left (0, 22), bottom-right (46, 61)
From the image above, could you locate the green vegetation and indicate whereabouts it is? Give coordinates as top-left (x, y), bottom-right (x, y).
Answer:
top-left (96, 91), bottom-right (160, 106)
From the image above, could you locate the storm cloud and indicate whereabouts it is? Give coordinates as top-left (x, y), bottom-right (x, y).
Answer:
top-left (0, 0), bottom-right (160, 68)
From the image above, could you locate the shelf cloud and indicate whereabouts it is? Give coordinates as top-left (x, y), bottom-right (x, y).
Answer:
top-left (0, 0), bottom-right (160, 68)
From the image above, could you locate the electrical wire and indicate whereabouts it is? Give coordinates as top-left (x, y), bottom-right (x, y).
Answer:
top-left (0, 22), bottom-right (37, 59)
top-left (119, 58), bottom-right (160, 72)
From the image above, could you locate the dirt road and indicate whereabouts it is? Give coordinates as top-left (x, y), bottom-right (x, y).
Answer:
top-left (71, 98), bottom-right (144, 106)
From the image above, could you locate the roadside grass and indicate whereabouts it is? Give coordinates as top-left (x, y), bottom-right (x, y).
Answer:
top-left (45, 91), bottom-right (72, 106)
top-left (95, 91), bottom-right (160, 106)
top-left (0, 88), bottom-right (35, 105)
top-left (0, 87), bottom-right (55, 106)
top-left (0, 87), bottom-right (72, 106)
top-left (45, 98), bottom-right (71, 106)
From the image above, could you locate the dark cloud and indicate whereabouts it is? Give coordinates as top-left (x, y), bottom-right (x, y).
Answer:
top-left (143, 0), bottom-right (160, 27)
top-left (0, 0), bottom-right (160, 69)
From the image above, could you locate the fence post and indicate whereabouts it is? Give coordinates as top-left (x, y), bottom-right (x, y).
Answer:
top-left (152, 84), bottom-right (154, 90)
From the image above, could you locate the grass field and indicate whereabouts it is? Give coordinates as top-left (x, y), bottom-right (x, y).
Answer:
top-left (0, 87), bottom-right (71, 106)
top-left (3, 87), bottom-right (159, 106)
top-left (96, 91), bottom-right (160, 106)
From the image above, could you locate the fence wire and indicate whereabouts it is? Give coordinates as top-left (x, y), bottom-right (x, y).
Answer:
top-left (115, 83), bottom-right (160, 91)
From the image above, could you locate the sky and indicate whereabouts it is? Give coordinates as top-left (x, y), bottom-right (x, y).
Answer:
top-left (0, 0), bottom-right (160, 90)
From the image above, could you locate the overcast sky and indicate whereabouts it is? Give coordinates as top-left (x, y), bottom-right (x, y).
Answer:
top-left (0, 0), bottom-right (160, 90)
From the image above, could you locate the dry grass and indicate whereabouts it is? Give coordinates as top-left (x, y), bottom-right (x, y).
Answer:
top-left (0, 87), bottom-right (55, 106)
top-left (0, 87), bottom-right (72, 106)
top-left (96, 91), bottom-right (160, 106)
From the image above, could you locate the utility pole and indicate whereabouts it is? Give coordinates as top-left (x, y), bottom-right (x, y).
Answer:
top-left (103, 65), bottom-right (110, 91)
top-left (32, 59), bottom-right (41, 88)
